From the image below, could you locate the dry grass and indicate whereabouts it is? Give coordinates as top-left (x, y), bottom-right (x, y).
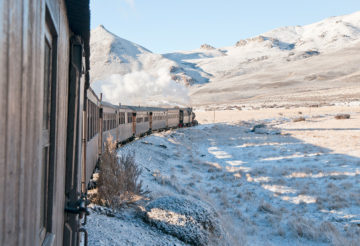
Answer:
top-left (287, 217), bottom-right (359, 245)
top-left (220, 193), bottom-right (229, 208)
top-left (152, 170), bottom-right (185, 194)
top-left (92, 135), bottom-right (146, 209)
top-left (258, 201), bottom-right (278, 214)
top-left (288, 217), bottom-right (318, 240)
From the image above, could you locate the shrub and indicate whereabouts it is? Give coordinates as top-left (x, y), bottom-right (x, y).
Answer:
top-left (334, 114), bottom-right (350, 120)
top-left (293, 117), bottom-right (306, 122)
top-left (94, 135), bottom-right (145, 209)
top-left (288, 217), bottom-right (318, 240)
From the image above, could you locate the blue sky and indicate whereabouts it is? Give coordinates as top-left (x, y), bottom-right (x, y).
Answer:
top-left (90, 0), bottom-right (360, 54)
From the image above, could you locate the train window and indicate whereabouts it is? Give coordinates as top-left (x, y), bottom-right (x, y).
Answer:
top-left (87, 100), bottom-right (90, 141)
top-left (103, 113), bottom-right (107, 131)
top-left (127, 112), bottom-right (133, 123)
top-left (91, 103), bottom-right (93, 137)
top-left (89, 101), bottom-right (91, 139)
top-left (92, 102), bottom-right (94, 138)
top-left (119, 112), bottom-right (125, 124)
top-left (87, 100), bottom-right (99, 140)
top-left (107, 115), bottom-right (109, 130)
top-left (40, 14), bottom-right (56, 241)
top-left (96, 105), bottom-right (98, 135)
top-left (136, 117), bottom-right (143, 123)
top-left (91, 101), bottom-right (93, 140)
top-left (144, 117), bottom-right (149, 122)
top-left (102, 114), bottom-right (104, 131)
top-left (103, 112), bottom-right (117, 130)
top-left (93, 102), bottom-right (96, 137)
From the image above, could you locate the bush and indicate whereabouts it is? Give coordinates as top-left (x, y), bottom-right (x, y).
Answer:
top-left (94, 135), bottom-right (145, 209)
top-left (334, 114), bottom-right (350, 120)
top-left (293, 117), bottom-right (305, 122)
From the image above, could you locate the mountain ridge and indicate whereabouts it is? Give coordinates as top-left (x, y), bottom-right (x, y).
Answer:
top-left (90, 11), bottom-right (360, 106)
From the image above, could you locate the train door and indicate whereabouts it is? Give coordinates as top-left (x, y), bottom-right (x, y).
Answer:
top-left (149, 112), bottom-right (153, 130)
top-left (132, 113), bottom-right (136, 135)
top-left (116, 110), bottom-right (119, 141)
top-left (179, 110), bottom-right (184, 127)
top-left (40, 15), bottom-right (57, 245)
top-left (64, 37), bottom-right (85, 246)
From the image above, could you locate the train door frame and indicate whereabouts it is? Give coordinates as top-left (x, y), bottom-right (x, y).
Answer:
top-left (132, 112), bottom-right (136, 135)
top-left (63, 36), bottom-right (85, 246)
top-left (149, 112), bottom-right (153, 130)
top-left (115, 110), bottom-right (119, 141)
top-left (179, 109), bottom-right (184, 127)
top-left (40, 8), bottom-right (58, 245)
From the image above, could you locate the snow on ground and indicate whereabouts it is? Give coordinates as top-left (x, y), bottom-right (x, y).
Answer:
top-left (86, 106), bottom-right (360, 246)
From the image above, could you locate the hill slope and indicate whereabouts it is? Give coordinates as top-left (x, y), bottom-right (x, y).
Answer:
top-left (90, 11), bottom-right (360, 107)
top-left (164, 11), bottom-right (360, 106)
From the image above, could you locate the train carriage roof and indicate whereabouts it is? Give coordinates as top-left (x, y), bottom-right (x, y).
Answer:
top-left (98, 99), bottom-right (185, 113)
top-left (101, 101), bottom-right (120, 110)
top-left (65, 0), bottom-right (91, 87)
top-left (126, 106), bottom-right (168, 112)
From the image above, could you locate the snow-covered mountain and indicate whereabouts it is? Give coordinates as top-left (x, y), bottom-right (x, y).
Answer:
top-left (165, 11), bottom-right (360, 106)
top-left (90, 11), bottom-right (360, 106)
top-left (90, 25), bottom-right (152, 82)
top-left (90, 26), bottom-right (199, 106)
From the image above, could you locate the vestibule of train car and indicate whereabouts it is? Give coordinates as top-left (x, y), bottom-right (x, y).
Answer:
top-left (64, 37), bottom-right (86, 246)
top-left (149, 112), bottom-right (153, 130)
top-left (132, 113), bottom-right (137, 135)
top-left (0, 0), bottom-right (90, 245)
top-left (40, 9), bottom-right (58, 244)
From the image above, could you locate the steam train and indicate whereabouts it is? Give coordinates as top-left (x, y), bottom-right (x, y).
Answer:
top-left (85, 87), bottom-right (194, 192)
top-left (0, 0), bottom-right (193, 245)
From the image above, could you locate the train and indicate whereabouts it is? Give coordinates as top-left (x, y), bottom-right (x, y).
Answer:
top-left (85, 87), bottom-right (195, 192)
top-left (0, 1), bottom-right (194, 245)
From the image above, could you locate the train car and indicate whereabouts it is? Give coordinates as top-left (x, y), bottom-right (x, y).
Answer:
top-left (117, 105), bottom-right (135, 142)
top-left (0, 1), bottom-right (91, 246)
top-left (86, 88), bottom-right (101, 186)
top-left (151, 108), bottom-right (167, 131)
top-left (167, 108), bottom-right (181, 128)
top-left (182, 108), bottom-right (192, 126)
top-left (101, 101), bottom-right (118, 147)
top-left (130, 106), bottom-right (151, 137)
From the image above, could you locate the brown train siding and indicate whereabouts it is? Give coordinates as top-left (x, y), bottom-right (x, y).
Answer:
top-left (51, 1), bottom-right (71, 245)
top-left (0, 1), bottom-right (43, 245)
top-left (0, 0), bottom-right (72, 245)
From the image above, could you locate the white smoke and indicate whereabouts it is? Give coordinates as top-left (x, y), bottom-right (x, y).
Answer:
top-left (124, 0), bottom-right (135, 8)
top-left (91, 54), bottom-right (190, 107)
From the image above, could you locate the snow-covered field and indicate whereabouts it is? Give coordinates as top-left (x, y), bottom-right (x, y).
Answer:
top-left (86, 106), bottom-right (360, 246)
